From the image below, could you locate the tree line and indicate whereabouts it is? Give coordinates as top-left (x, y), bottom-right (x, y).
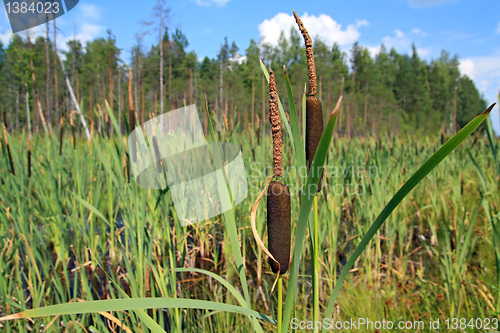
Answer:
top-left (0, 16), bottom-right (487, 138)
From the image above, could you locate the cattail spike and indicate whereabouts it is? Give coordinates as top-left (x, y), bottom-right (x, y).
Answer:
top-left (269, 70), bottom-right (283, 177)
top-left (293, 11), bottom-right (317, 97)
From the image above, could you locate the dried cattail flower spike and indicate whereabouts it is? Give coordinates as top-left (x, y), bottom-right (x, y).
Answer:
top-left (269, 70), bottom-right (283, 177)
top-left (294, 11), bottom-right (324, 190)
top-left (266, 69), bottom-right (291, 275)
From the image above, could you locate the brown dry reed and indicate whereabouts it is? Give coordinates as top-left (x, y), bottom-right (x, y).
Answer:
top-left (267, 69), bottom-right (291, 275)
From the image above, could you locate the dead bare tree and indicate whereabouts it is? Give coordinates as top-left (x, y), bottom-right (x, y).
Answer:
top-left (142, 0), bottom-right (170, 115)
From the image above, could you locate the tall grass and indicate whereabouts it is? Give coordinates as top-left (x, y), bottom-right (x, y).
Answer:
top-left (0, 96), bottom-right (497, 332)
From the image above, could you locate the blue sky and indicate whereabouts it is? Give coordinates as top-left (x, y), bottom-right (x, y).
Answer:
top-left (1, 0), bottom-right (499, 134)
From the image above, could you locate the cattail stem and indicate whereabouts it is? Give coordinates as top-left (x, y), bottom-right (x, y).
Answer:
top-left (277, 275), bottom-right (283, 333)
top-left (313, 195), bottom-right (320, 333)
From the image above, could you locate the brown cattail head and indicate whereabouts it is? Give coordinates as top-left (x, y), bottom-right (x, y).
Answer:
top-left (59, 117), bottom-right (64, 156)
top-left (267, 179), bottom-right (291, 274)
top-left (293, 11), bottom-right (316, 97)
top-left (27, 132), bottom-right (31, 178)
top-left (2, 123), bottom-right (14, 175)
top-left (128, 68), bottom-right (137, 162)
top-left (128, 68), bottom-right (136, 132)
top-left (306, 96), bottom-right (324, 181)
top-left (269, 70), bottom-right (283, 177)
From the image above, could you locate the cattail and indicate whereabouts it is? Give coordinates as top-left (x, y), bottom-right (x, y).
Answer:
top-left (294, 11), bottom-right (324, 191)
top-left (59, 116), bottom-right (64, 156)
top-left (267, 70), bottom-right (291, 275)
top-left (27, 132), bottom-right (31, 178)
top-left (69, 112), bottom-right (76, 150)
top-left (128, 68), bottom-right (137, 162)
top-left (267, 179), bottom-right (291, 274)
top-left (2, 124), bottom-right (15, 175)
top-left (128, 68), bottom-right (136, 132)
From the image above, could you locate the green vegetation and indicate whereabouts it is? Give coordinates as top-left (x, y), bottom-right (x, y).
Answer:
top-left (0, 107), bottom-right (498, 331)
top-left (0, 5), bottom-right (497, 333)
top-left (0, 18), bottom-right (488, 138)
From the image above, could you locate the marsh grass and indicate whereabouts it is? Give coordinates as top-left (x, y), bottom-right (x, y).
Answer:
top-left (0, 89), bottom-right (497, 332)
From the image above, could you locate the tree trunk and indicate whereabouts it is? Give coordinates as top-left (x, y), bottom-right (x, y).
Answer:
top-left (189, 67), bottom-right (193, 105)
top-left (363, 81), bottom-right (368, 137)
top-left (251, 77), bottom-right (255, 129)
top-left (346, 99), bottom-right (351, 139)
top-left (57, 50), bottom-right (91, 141)
top-left (219, 51), bottom-right (223, 122)
top-left (108, 51), bottom-right (115, 127)
top-left (168, 55), bottom-right (172, 110)
top-left (28, 37), bottom-right (49, 135)
top-left (53, 17), bottom-right (59, 131)
top-left (452, 85), bottom-right (457, 133)
top-left (15, 88), bottom-right (20, 130)
top-left (118, 68), bottom-right (122, 132)
top-left (159, 17), bottom-right (164, 115)
top-left (45, 19), bottom-right (51, 128)
top-left (141, 84), bottom-right (145, 125)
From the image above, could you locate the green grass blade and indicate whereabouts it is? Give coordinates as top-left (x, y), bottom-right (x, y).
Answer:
top-left (485, 116), bottom-right (500, 176)
top-left (174, 268), bottom-right (247, 307)
top-left (320, 103), bottom-right (495, 332)
top-left (0, 298), bottom-right (276, 324)
top-left (68, 190), bottom-right (111, 227)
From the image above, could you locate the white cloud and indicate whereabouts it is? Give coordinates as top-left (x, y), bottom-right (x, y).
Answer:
top-left (56, 4), bottom-right (104, 53)
top-left (459, 59), bottom-right (475, 79)
top-left (411, 28), bottom-right (426, 37)
top-left (0, 2), bottom-right (104, 52)
top-left (0, 30), bottom-right (13, 45)
top-left (195, 0), bottom-right (230, 6)
top-left (496, 22), bottom-right (500, 34)
top-left (258, 12), bottom-right (368, 48)
top-left (379, 28), bottom-right (428, 56)
top-left (408, 0), bottom-right (457, 8)
top-left (459, 53), bottom-right (500, 134)
top-left (78, 3), bottom-right (102, 21)
top-left (367, 45), bottom-right (381, 58)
